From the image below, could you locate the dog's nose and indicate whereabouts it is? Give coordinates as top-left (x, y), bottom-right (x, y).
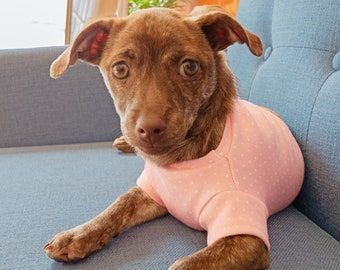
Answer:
top-left (136, 117), bottom-right (166, 143)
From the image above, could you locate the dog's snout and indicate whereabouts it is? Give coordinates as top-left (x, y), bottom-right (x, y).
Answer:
top-left (136, 117), bottom-right (167, 143)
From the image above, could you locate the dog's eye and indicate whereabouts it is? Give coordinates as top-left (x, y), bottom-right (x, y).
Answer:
top-left (180, 60), bottom-right (199, 77)
top-left (112, 63), bottom-right (129, 79)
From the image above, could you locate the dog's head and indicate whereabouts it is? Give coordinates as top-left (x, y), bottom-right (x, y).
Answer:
top-left (51, 6), bottom-right (262, 158)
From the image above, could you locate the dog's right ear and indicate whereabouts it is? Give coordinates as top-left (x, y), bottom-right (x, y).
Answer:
top-left (50, 19), bottom-right (115, 79)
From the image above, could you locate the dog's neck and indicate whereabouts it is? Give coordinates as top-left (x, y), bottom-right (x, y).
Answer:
top-left (141, 54), bottom-right (237, 166)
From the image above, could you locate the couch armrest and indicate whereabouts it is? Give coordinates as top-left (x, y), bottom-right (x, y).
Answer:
top-left (0, 46), bottom-right (120, 148)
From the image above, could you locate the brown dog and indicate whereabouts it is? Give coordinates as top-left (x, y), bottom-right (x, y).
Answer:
top-left (45, 6), bottom-right (304, 269)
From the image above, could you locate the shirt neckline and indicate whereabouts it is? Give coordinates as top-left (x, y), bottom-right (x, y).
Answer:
top-left (165, 100), bottom-right (237, 170)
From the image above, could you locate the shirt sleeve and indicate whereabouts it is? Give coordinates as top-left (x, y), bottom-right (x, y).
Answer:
top-left (136, 165), bottom-right (165, 207)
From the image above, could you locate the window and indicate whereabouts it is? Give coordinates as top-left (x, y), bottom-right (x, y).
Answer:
top-left (0, 0), bottom-right (67, 49)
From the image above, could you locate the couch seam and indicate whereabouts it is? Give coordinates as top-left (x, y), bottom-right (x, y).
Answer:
top-left (305, 70), bottom-right (335, 146)
top-left (272, 45), bottom-right (337, 54)
top-left (247, 57), bottom-right (267, 101)
top-left (248, 0), bottom-right (275, 101)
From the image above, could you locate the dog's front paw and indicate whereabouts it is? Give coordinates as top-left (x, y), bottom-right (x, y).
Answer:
top-left (44, 223), bottom-right (111, 262)
top-left (113, 136), bottom-right (135, 153)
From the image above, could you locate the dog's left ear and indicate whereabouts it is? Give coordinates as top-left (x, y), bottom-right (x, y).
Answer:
top-left (190, 5), bottom-right (263, 56)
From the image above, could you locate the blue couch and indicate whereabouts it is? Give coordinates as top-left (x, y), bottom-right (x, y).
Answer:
top-left (0, 0), bottom-right (339, 269)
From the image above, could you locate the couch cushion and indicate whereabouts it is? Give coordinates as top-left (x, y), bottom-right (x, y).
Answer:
top-left (227, 0), bottom-right (340, 241)
top-left (0, 143), bottom-right (339, 269)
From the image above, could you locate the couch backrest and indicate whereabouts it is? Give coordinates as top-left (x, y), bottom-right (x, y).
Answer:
top-left (227, 0), bottom-right (339, 240)
top-left (0, 47), bottom-right (120, 147)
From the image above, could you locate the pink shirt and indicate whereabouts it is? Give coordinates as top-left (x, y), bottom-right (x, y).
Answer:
top-left (137, 100), bottom-right (304, 249)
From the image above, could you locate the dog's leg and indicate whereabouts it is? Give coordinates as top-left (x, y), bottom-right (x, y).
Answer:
top-left (113, 136), bottom-right (135, 153)
top-left (44, 186), bottom-right (167, 262)
top-left (169, 235), bottom-right (270, 270)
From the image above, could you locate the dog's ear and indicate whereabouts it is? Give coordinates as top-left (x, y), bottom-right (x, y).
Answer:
top-left (190, 5), bottom-right (263, 56)
top-left (50, 19), bottom-right (115, 79)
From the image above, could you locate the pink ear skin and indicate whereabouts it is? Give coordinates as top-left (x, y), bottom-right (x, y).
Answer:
top-left (90, 31), bottom-right (109, 56)
top-left (73, 28), bottom-right (110, 65)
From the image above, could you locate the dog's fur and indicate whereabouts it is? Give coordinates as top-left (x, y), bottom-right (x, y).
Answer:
top-left (45, 6), bottom-right (270, 269)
